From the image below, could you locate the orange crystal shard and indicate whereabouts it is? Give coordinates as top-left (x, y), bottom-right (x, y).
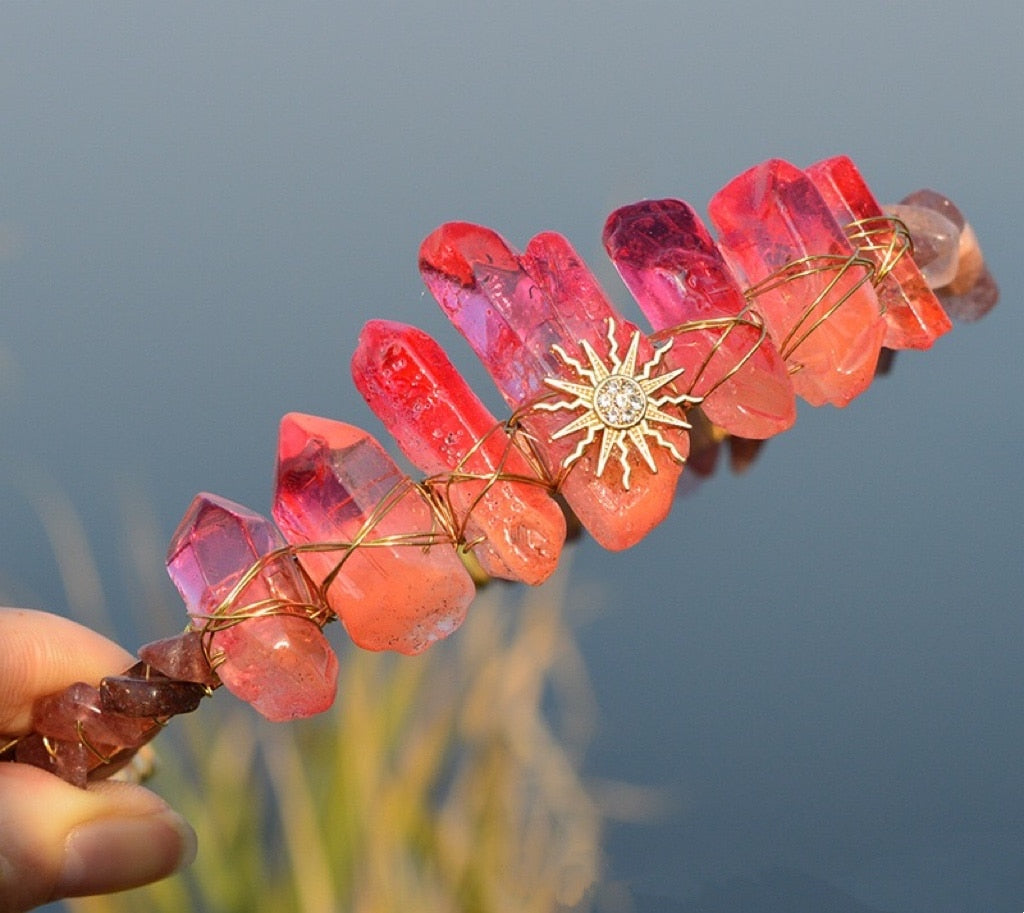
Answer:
top-left (708, 159), bottom-right (887, 407)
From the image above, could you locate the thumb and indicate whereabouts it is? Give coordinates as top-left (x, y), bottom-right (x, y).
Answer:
top-left (0, 763), bottom-right (195, 912)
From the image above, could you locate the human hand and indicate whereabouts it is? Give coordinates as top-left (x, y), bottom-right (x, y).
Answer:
top-left (0, 609), bottom-right (195, 913)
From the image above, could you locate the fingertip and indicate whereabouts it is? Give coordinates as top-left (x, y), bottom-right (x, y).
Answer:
top-left (55, 807), bottom-right (196, 899)
top-left (0, 764), bottom-right (195, 911)
top-left (0, 608), bottom-right (134, 734)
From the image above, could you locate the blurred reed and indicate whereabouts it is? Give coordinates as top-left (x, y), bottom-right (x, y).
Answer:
top-left (2, 476), bottom-right (614, 913)
top-left (67, 580), bottom-right (602, 913)
top-left (9, 484), bottom-right (605, 913)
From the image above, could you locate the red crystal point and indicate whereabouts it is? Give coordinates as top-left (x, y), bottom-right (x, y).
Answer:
top-left (806, 155), bottom-right (952, 350)
top-left (419, 222), bottom-right (561, 405)
top-left (166, 493), bottom-right (338, 721)
top-left (603, 199), bottom-right (796, 439)
top-left (708, 159), bottom-right (887, 407)
top-left (420, 223), bottom-right (687, 550)
top-left (351, 319), bottom-right (566, 584)
top-left (272, 413), bottom-right (475, 654)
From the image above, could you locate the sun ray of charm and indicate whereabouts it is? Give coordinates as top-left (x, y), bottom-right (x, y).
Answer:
top-left (534, 318), bottom-right (703, 490)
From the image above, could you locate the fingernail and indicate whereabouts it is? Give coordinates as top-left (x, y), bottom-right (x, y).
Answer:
top-left (56, 810), bottom-right (196, 898)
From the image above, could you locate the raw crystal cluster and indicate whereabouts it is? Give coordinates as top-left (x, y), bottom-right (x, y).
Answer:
top-left (4, 156), bottom-right (998, 785)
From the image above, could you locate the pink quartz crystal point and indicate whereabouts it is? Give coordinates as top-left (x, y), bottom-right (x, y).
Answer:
top-left (602, 199), bottom-right (796, 440)
top-left (708, 159), bottom-right (887, 407)
top-left (166, 492), bottom-right (338, 721)
top-left (271, 412), bottom-right (475, 654)
top-left (351, 319), bottom-right (566, 584)
top-left (805, 155), bottom-right (952, 350)
top-left (419, 222), bottom-right (687, 551)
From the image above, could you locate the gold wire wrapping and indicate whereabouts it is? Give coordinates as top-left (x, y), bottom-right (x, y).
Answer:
top-left (650, 308), bottom-right (769, 402)
top-left (744, 251), bottom-right (877, 366)
top-left (189, 422), bottom-right (562, 660)
top-left (843, 214), bottom-right (913, 289)
top-left (191, 238), bottom-right (888, 646)
top-left (7, 238), bottom-right (893, 778)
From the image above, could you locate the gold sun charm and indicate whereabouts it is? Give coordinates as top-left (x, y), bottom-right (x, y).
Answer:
top-left (534, 318), bottom-right (702, 489)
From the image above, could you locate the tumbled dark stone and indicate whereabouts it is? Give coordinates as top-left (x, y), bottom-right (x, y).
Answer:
top-left (100, 674), bottom-right (207, 717)
top-left (32, 682), bottom-right (157, 748)
top-left (138, 631), bottom-right (220, 687)
top-left (15, 734), bottom-right (90, 788)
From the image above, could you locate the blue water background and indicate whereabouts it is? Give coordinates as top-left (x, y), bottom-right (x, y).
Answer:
top-left (2, 3), bottom-right (1022, 910)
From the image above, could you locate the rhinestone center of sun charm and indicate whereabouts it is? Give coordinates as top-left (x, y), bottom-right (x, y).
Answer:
top-left (535, 318), bottom-right (703, 490)
top-left (593, 375), bottom-right (647, 429)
